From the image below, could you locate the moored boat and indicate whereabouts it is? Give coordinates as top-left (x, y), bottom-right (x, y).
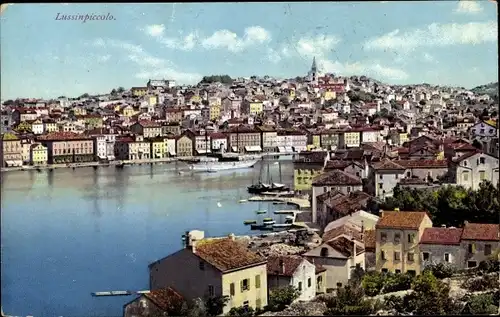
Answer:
top-left (250, 224), bottom-right (274, 231)
top-left (243, 220), bottom-right (257, 225)
top-left (255, 210), bottom-right (267, 214)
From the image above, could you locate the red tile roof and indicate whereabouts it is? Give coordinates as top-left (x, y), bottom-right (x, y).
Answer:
top-left (143, 287), bottom-right (185, 312)
top-left (363, 230), bottom-right (376, 251)
top-left (37, 132), bottom-right (91, 141)
top-left (376, 211), bottom-right (429, 230)
top-left (420, 227), bottom-right (463, 245)
top-left (373, 158), bottom-right (406, 170)
top-left (461, 223), bottom-right (500, 241)
top-left (267, 255), bottom-right (304, 277)
top-left (312, 169), bottom-right (362, 186)
top-left (322, 224), bottom-right (363, 243)
top-left (325, 236), bottom-right (365, 257)
top-left (393, 159), bottom-right (448, 169)
top-left (195, 238), bottom-right (265, 272)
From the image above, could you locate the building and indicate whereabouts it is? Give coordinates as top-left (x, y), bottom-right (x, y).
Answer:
top-left (131, 87), bottom-right (148, 97)
top-left (29, 143), bottom-right (48, 165)
top-left (184, 130), bottom-right (212, 156)
top-left (149, 137), bottom-right (166, 159)
top-left (123, 287), bottom-right (185, 317)
top-left (375, 211), bottom-right (433, 275)
top-left (162, 122), bottom-right (182, 136)
top-left (460, 222), bottom-right (499, 269)
top-left (1, 132), bottom-right (23, 167)
top-left (130, 121), bottom-right (162, 138)
top-left (165, 136), bottom-right (177, 157)
top-left (209, 132), bottom-right (228, 153)
top-left (320, 130), bottom-right (340, 150)
top-left (37, 132), bottom-right (95, 164)
top-left (149, 231), bottom-right (268, 314)
top-left (176, 135), bottom-right (193, 157)
top-left (293, 151), bottom-right (328, 193)
top-left (452, 151), bottom-right (499, 190)
top-left (256, 126), bottom-right (278, 152)
top-left (114, 135), bottom-right (151, 161)
top-left (304, 236), bottom-right (365, 292)
top-left (266, 256), bottom-right (316, 301)
top-left (311, 170), bottom-right (363, 223)
top-left (419, 227), bottom-right (464, 268)
top-left (227, 126), bottom-right (261, 153)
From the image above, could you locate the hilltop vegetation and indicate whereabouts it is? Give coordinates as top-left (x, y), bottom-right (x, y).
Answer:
top-left (471, 82), bottom-right (498, 98)
top-left (199, 75), bottom-right (233, 84)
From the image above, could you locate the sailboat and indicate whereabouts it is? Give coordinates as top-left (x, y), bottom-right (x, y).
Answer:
top-left (247, 158), bottom-right (289, 194)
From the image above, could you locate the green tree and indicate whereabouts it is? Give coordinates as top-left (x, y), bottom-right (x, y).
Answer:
top-left (267, 285), bottom-right (300, 312)
top-left (361, 271), bottom-right (385, 296)
top-left (408, 271), bottom-right (460, 315)
top-left (110, 89), bottom-right (117, 95)
top-left (200, 75), bottom-right (233, 84)
top-left (79, 93), bottom-right (90, 98)
top-left (324, 284), bottom-right (377, 315)
top-left (462, 293), bottom-right (498, 315)
top-left (117, 86), bottom-right (125, 93)
top-left (205, 295), bottom-right (229, 316)
top-left (227, 306), bottom-right (255, 317)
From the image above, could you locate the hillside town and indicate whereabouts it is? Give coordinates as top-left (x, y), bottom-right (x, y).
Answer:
top-left (1, 59), bottom-right (499, 317)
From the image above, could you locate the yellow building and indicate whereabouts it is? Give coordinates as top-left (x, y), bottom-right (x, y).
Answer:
top-left (399, 132), bottom-right (408, 145)
top-left (2, 132), bottom-right (23, 167)
top-left (324, 90), bottom-right (336, 101)
top-left (43, 119), bottom-right (58, 133)
top-left (209, 105), bottom-right (221, 121)
top-left (149, 137), bottom-right (166, 159)
top-left (190, 95), bottom-right (202, 104)
top-left (249, 102), bottom-right (264, 116)
top-left (148, 95), bottom-right (158, 106)
top-left (375, 211), bottom-right (433, 275)
top-left (311, 134), bottom-right (321, 148)
top-left (131, 87), bottom-right (148, 97)
top-left (30, 143), bottom-right (48, 165)
top-left (293, 151), bottom-right (328, 192)
top-left (73, 106), bottom-right (87, 116)
top-left (121, 105), bottom-right (137, 118)
top-left (149, 233), bottom-right (268, 315)
top-left (343, 131), bottom-right (361, 147)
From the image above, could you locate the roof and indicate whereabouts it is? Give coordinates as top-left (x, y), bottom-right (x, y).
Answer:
top-left (142, 287), bottom-right (185, 312)
top-left (461, 223), bottom-right (500, 241)
top-left (393, 159), bottom-right (448, 169)
top-left (322, 224), bottom-right (364, 243)
top-left (267, 255), bottom-right (304, 277)
top-left (37, 132), bottom-right (91, 141)
top-left (312, 169), bottom-right (362, 186)
top-left (325, 237), bottom-right (365, 257)
top-left (363, 230), bottom-right (376, 251)
top-left (314, 263), bottom-right (327, 274)
top-left (375, 211), bottom-right (429, 230)
top-left (420, 227), bottom-right (463, 245)
top-left (194, 238), bottom-right (265, 272)
top-left (2, 132), bottom-right (19, 141)
top-left (373, 158), bottom-right (406, 170)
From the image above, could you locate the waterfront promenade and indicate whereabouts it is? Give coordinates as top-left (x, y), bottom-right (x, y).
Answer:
top-left (0, 151), bottom-right (295, 173)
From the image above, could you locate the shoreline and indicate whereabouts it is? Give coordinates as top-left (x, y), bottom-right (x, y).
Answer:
top-left (0, 152), bottom-right (296, 173)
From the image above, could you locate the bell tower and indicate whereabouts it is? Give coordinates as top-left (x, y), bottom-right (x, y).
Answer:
top-left (308, 57), bottom-right (318, 85)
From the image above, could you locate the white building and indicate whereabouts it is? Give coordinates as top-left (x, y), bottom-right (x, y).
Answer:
top-left (452, 151), bottom-right (499, 190)
top-left (266, 256), bottom-right (317, 301)
top-left (419, 227), bottom-right (464, 268)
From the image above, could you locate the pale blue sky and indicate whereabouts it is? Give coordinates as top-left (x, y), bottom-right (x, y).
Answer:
top-left (1, 2), bottom-right (497, 99)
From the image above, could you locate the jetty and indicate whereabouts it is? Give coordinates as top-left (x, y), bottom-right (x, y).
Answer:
top-left (91, 290), bottom-right (150, 297)
top-left (248, 195), bottom-right (310, 209)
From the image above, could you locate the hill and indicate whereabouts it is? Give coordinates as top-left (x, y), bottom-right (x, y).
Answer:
top-left (471, 82), bottom-right (498, 97)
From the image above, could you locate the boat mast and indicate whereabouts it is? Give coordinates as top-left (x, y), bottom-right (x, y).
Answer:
top-left (279, 161), bottom-right (282, 183)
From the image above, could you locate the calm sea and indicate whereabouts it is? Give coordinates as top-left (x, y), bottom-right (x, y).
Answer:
top-left (1, 160), bottom-right (294, 317)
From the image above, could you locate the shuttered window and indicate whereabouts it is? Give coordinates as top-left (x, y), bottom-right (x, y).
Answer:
top-left (255, 275), bottom-right (261, 289)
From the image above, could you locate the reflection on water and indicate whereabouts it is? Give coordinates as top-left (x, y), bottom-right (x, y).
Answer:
top-left (1, 160), bottom-right (295, 317)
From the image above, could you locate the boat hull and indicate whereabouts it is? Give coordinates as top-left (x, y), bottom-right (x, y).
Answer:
top-left (189, 159), bottom-right (258, 172)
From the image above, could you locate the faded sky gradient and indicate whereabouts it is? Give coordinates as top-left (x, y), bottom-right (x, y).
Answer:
top-left (0, 2), bottom-right (497, 99)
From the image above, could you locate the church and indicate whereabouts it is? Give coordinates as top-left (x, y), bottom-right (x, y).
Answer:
top-left (307, 57), bottom-right (321, 85)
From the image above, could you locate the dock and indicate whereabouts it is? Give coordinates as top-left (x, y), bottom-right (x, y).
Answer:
top-left (248, 196), bottom-right (310, 209)
top-left (91, 290), bottom-right (150, 297)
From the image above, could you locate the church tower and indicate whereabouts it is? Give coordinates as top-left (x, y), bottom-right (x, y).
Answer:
top-left (308, 57), bottom-right (318, 85)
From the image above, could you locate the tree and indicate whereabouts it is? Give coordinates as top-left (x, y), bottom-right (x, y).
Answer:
top-left (79, 93), bottom-right (90, 98)
top-left (227, 306), bottom-right (255, 317)
top-left (361, 271), bottom-right (385, 296)
top-left (462, 293), bottom-right (498, 315)
top-left (324, 284), bottom-right (377, 315)
top-left (2, 99), bottom-right (14, 105)
top-left (200, 75), bottom-right (233, 84)
top-left (349, 265), bottom-right (366, 287)
top-left (267, 286), bottom-right (300, 312)
top-left (408, 271), bottom-right (460, 315)
top-left (110, 89), bottom-right (117, 95)
top-left (205, 295), bottom-right (229, 316)
top-left (117, 86), bottom-right (125, 93)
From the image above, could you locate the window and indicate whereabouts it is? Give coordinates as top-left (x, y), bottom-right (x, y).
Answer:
top-left (356, 172), bottom-right (360, 177)
top-left (407, 252), bottom-right (415, 262)
top-left (298, 282), bottom-right (302, 291)
top-left (256, 299), bottom-right (262, 309)
top-left (422, 252), bottom-right (430, 261)
top-left (480, 129), bottom-right (485, 134)
top-left (378, 183), bottom-right (383, 189)
top-left (381, 251), bottom-right (386, 260)
top-left (208, 285), bottom-right (214, 296)
top-left (463, 161), bottom-right (467, 167)
top-left (485, 244), bottom-right (492, 256)
top-left (479, 157), bottom-right (485, 164)
top-left (395, 269), bottom-right (401, 274)
top-left (336, 282), bottom-right (342, 288)
top-left (230, 283), bottom-right (235, 296)
top-left (395, 173), bottom-right (399, 179)
top-left (379, 174), bottom-right (383, 180)
top-left (444, 253), bottom-right (450, 263)
top-left (479, 171), bottom-right (486, 180)
top-left (381, 232), bottom-right (387, 242)
top-left (406, 171), bottom-right (411, 177)
top-left (347, 186), bottom-right (351, 193)
top-left (241, 279), bottom-right (249, 292)
top-left (467, 261), bottom-right (477, 268)
top-left (320, 247), bottom-right (329, 257)
top-left (468, 243), bottom-right (475, 254)
top-left (243, 301), bottom-right (249, 309)
top-left (381, 268), bottom-right (388, 273)
top-left (308, 277), bottom-right (312, 288)
top-left (394, 233), bottom-right (401, 243)
top-left (408, 233), bottom-right (415, 243)
top-left (394, 252), bottom-right (401, 261)
top-left (463, 172), bottom-right (469, 182)
top-left (199, 261), bottom-right (205, 270)
top-left (323, 186), bottom-right (327, 192)
top-left (255, 275), bottom-right (261, 289)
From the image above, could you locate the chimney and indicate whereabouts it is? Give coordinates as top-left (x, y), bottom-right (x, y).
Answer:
top-left (228, 233), bottom-right (235, 241)
top-left (279, 259), bottom-right (285, 274)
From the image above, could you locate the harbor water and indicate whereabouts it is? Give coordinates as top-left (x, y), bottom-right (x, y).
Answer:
top-left (0, 160), bottom-right (294, 317)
